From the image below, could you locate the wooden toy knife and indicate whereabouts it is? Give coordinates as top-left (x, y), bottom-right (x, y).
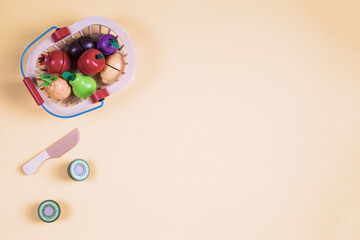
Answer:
top-left (23, 128), bottom-right (80, 175)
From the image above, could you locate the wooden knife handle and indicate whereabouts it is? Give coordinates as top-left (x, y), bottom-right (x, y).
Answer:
top-left (23, 151), bottom-right (50, 175)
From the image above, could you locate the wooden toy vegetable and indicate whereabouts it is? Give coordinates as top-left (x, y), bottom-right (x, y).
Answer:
top-left (68, 36), bottom-right (96, 59)
top-left (62, 72), bottom-right (96, 98)
top-left (97, 34), bottom-right (119, 56)
top-left (39, 50), bottom-right (71, 74)
top-left (77, 49), bottom-right (105, 75)
top-left (36, 72), bottom-right (71, 100)
top-left (100, 52), bottom-right (125, 84)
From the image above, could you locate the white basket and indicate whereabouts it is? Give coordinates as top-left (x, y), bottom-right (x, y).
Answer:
top-left (25, 16), bottom-right (136, 116)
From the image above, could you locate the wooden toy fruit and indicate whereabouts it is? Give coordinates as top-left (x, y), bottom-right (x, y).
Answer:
top-left (68, 159), bottom-right (90, 181)
top-left (38, 200), bottom-right (61, 223)
top-left (21, 17), bottom-right (136, 118)
top-left (100, 52), bottom-right (125, 84)
top-left (36, 72), bottom-right (71, 100)
top-left (68, 36), bottom-right (96, 59)
top-left (77, 49), bottom-right (105, 75)
top-left (39, 50), bottom-right (71, 74)
top-left (96, 34), bottom-right (119, 56)
top-left (62, 72), bottom-right (96, 98)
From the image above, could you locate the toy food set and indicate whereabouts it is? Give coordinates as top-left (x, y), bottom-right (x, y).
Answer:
top-left (68, 159), bottom-right (90, 181)
top-left (21, 17), bottom-right (134, 223)
top-left (23, 128), bottom-right (79, 175)
top-left (38, 200), bottom-right (61, 223)
top-left (21, 16), bottom-right (136, 118)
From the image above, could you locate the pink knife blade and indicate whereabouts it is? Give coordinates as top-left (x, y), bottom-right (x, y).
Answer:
top-left (23, 128), bottom-right (80, 175)
top-left (46, 128), bottom-right (80, 158)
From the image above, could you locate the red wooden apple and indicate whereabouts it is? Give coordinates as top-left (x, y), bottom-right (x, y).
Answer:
top-left (77, 49), bottom-right (105, 75)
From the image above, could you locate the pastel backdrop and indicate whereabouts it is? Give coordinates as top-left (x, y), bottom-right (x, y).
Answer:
top-left (1, 0), bottom-right (360, 239)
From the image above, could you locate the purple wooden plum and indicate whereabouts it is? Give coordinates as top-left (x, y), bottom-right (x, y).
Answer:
top-left (68, 36), bottom-right (96, 59)
top-left (96, 34), bottom-right (119, 56)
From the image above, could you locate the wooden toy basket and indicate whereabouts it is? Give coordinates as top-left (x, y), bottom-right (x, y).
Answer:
top-left (21, 16), bottom-right (136, 118)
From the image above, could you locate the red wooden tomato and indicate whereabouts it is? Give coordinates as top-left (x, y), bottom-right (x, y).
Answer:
top-left (39, 50), bottom-right (71, 74)
top-left (77, 49), bottom-right (105, 75)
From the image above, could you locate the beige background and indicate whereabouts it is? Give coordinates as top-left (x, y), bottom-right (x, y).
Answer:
top-left (1, 0), bottom-right (360, 239)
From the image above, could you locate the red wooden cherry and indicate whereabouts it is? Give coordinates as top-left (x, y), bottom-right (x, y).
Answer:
top-left (77, 49), bottom-right (105, 75)
top-left (39, 50), bottom-right (71, 74)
